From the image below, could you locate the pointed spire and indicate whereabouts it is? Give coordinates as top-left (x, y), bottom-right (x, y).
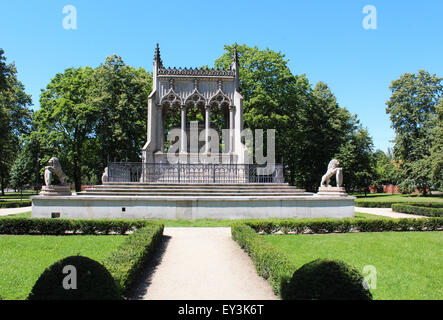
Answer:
top-left (154, 43), bottom-right (163, 68)
top-left (232, 44), bottom-right (239, 68)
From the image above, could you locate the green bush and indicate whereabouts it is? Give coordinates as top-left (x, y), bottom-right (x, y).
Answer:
top-left (355, 200), bottom-right (443, 208)
top-left (231, 223), bottom-right (296, 297)
top-left (27, 256), bottom-right (121, 300)
top-left (0, 200), bottom-right (32, 208)
top-left (283, 259), bottom-right (372, 300)
top-left (103, 223), bottom-right (164, 296)
top-left (392, 204), bottom-right (443, 217)
top-left (0, 217), bottom-right (152, 235)
top-left (243, 217), bottom-right (443, 234)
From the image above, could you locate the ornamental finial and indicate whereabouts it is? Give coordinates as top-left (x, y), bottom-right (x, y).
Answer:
top-left (232, 44), bottom-right (239, 68)
top-left (154, 43), bottom-right (163, 68)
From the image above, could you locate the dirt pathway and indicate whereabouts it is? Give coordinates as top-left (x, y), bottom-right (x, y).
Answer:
top-left (131, 227), bottom-right (278, 300)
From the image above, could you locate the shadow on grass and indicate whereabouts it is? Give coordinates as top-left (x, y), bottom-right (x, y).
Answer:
top-left (128, 235), bottom-right (171, 300)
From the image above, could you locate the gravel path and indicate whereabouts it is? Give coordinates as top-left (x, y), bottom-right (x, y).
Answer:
top-left (355, 207), bottom-right (424, 219)
top-left (131, 227), bottom-right (278, 300)
top-left (0, 206), bottom-right (32, 217)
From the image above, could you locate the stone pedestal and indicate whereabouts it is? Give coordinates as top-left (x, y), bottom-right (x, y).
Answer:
top-left (316, 186), bottom-right (348, 197)
top-left (40, 185), bottom-right (71, 196)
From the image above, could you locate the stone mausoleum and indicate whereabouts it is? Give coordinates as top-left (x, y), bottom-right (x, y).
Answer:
top-left (32, 45), bottom-right (355, 220)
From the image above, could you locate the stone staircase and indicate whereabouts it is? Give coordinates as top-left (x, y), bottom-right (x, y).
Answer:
top-left (79, 183), bottom-right (313, 198)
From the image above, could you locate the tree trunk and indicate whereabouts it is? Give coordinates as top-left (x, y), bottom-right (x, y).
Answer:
top-left (422, 184), bottom-right (428, 196)
top-left (290, 163), bottom-right (295, 186)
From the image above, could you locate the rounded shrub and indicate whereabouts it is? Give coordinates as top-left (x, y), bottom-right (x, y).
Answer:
top-left (28, 256), bottom-right (120, 300)
top-left (283, 259), bottom-right (372, 300)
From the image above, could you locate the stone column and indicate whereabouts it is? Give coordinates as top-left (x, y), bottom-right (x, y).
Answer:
top-left (205, 106), bottom-right (210, 153)
top-left (229, 105), bottom-right (235, 153)
top-left (180, 105), bottom-right (187, 153)
top-left (157, 105), bottom-right (163, 152)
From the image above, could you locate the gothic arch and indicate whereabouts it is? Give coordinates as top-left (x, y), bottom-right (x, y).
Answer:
top-left (160, 88), bottom-right (182, 108)
top-left (184, 88), bottom-right (207, 109)
top-left (208, 89), bottom-right (231, 109)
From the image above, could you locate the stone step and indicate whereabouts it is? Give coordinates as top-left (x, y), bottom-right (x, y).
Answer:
top-left (103, 182), bottom-right (290, 187)
top-left (83, 187), bottom-right (305, 193)
top-left (80, 191), bottom-right (313, 197)
top-left (89, 184), bottom-right (295, 190)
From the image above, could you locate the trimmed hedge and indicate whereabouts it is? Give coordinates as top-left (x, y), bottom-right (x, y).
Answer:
top-left (0, 217), bottom-right (152, 235)
top-left (243, 217), bottom-right (443, 234)
top-left (232, 217), bottom-right (443, 298)
top-left (28, 256), bottom-right (121, 300)
top-left (283, 259), bottom-right (372, 300)
top-left (231, 223), bottom-right (296, 297)
top-left (355, 200), bottom-right (443, 208)
top-left (103, 223), bottom-right (164, 296)
top-left (392, 204), bottom-right (443, 217)
top-left (0, 217), bottom-right (164, 299)
top-left (0, 200), bottom-right (32, 208)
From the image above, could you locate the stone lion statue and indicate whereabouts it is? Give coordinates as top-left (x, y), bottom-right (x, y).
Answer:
top-left (44, 157), bottom-right (67, 186)
top-left (320, 159), bottom-right (343, 188)
top-left (101, 167), bottom-right (109, 184)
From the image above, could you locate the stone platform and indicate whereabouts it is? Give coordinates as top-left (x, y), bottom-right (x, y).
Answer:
top-left (31, 183), bottom-right (355, 220)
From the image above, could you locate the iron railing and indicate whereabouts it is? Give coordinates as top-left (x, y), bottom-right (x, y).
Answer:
top-left (107, 162), bottom-right (284, 184)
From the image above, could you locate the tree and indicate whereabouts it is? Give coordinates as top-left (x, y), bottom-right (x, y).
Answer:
top-left (213, 44), bottom-right (372, 192)
top-left (337, 127), bottom-right (376, 195)
top-left (372, 149), bottom-right (400, 191)
top-left (0, 49), bottom-right (14, 91)
top-left (294, 82), bottom-right (356, 191)
top-left (90, 55), bottom-right (151, 176)
top-left (9, 150), bottom-right (33, 199)
top-left (429, 98), bottom-right (443, 190)
top-left (0, 49), bottom-right (33, 195)
top-left (214, 44), bottom-right (296, 168)
top-left (386, 70), bottom-right (442, 195)
top-left (32, 56), bottom-right (152, 190)
top-left (34, 67), bottom-right (97, 192)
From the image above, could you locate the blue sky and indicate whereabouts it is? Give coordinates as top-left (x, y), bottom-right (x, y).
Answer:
top-left (1, 0), bottom-right (442, 152)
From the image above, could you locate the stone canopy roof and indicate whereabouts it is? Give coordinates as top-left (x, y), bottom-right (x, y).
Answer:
top-left (157, 67), bottom-right (235, 78)
top-left (154, 43), bottom-right (237, 78)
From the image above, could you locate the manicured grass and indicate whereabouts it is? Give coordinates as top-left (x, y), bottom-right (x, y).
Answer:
top-left (354, 212), bottom-right (390, 219)
top-left (155, 218), bottom-right (235, 227)
top-left (2, 213), bottom-right (389, 225)
top-left (0, 191), bottom-right (37, 200)
top-left (354, 193), bottom-right (443, 203)
top-left (263, 232), bottom-right (443, 300)
top-left (156, 213), bottom-right (392, 226)
top-left (0, 235), bottom-right (127, 300)
top-left (1, 212), bottom-right (32, 218)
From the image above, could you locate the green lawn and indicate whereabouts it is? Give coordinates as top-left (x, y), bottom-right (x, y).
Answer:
top-left (354, 212), bottom-right (390, 219)
top-left (263, 232), bottom-right (443, 300)
top-left (2, 212), bottom-right (388, 224)
top-left (353, 193), bottom-right (443, 203)
top-left (158, 213), bottom-right (390, 226)
top-left (1, 212), bottom-right (32, 218)
top-left (0, 235), bottom-right (127, 300)
top-left (0, 191), bottom-right (37, 200)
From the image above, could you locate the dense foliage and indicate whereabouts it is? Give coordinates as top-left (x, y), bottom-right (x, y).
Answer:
top-left (103, 222), bottom-right (164, 296)
top-left (0, 217), bottom-right (156, 235)
top-left (2, 46), bottom-right (441, 194)
top-left (31, 55), bottom-right (151, 191)
top-left (0, 49), bottom-right (33, 195)
top-left (215, 44), bottom-right (375, 192)
top-left (386, 70), bottom-right (443, 194)
top-left (391, 203), bottom-right (443, 217)
top-left (284, 259), bottom-right (372, 300)
top-left (241, 217), bottom-right (443, 234)
top-left (27, 255), bottom-right (120, 300)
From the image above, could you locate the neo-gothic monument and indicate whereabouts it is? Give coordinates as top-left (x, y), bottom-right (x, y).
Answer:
top-left (143, 44), bottom-right (248, 165)
top-left (32, 45), bottom-right (355, 220)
